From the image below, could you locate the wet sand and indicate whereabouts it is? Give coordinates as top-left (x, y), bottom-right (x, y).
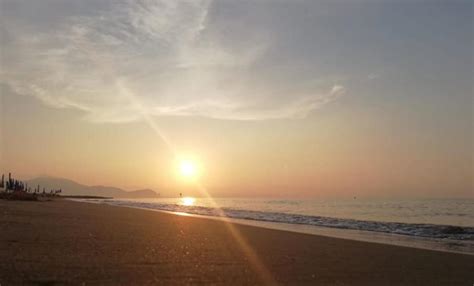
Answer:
top-left (0, 200), bottom-right (472, 285)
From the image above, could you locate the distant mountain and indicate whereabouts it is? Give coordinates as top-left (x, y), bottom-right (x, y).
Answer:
top-left (26, 176), bottom-right (159, 198)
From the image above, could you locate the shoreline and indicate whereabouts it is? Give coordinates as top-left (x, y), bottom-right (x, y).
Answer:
top-left (1, 199), bottom-right (473, 285)
top-left (74, 198), bottom-right (474, 256)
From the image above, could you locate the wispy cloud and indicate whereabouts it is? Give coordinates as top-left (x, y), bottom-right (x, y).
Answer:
top-left (1, 0), bottom-right (346, 122)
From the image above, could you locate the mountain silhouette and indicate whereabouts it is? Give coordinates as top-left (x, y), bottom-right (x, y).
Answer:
top-left (27, 176), bottom-right (159, 198)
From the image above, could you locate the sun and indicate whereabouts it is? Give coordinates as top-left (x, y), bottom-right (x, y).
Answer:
top-left (179, 159), bottom-right (198, 179)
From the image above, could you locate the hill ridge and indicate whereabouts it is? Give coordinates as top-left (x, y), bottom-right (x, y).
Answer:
top-left (26, 176), bottom-right (159, 198)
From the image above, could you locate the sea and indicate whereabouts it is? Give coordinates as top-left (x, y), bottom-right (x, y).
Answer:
top-left (74, 197), bottom-right (474, 255)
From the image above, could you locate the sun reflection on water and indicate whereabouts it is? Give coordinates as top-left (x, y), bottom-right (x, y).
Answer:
top-left (180, 197), bottom-right (196, 206)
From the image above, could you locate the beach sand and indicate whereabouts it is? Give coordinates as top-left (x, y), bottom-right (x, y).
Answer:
top-left (0, 200), bottom-right (472, 285)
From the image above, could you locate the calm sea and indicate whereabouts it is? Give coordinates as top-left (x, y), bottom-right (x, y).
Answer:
top-left (75, 197), bottom-right (474, 254)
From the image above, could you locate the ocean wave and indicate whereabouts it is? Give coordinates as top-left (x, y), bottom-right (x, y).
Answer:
top-left (98, 200), bottom-right (474, 241)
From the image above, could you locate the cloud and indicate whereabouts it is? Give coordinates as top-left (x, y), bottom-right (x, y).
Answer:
top-left (1, 0), bottom-right (345, 122)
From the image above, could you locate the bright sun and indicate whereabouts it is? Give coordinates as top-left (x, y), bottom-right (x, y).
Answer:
top-left (179, 159), bottom-right (197, 179)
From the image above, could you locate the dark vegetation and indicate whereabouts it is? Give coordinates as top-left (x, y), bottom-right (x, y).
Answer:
top-left (0, 173), bottom-right (62, 201)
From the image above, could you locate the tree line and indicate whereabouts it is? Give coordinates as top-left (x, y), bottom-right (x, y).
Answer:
top-left (1, 173), bottom-right (62, 197)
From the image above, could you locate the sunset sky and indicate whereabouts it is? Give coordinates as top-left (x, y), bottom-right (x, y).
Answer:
top-left (1, 0), bottom-right (472, 198)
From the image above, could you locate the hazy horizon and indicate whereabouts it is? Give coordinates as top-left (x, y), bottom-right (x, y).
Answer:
top-left (1, 0), bottom-right (472, 199)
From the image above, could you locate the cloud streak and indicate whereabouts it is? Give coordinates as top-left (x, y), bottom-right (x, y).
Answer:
top-left (1, 0), bottom-right (345, 122)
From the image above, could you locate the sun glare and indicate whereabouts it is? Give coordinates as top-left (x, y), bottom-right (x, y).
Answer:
top-left (179, 159), bottom-right (198, 179)
top-left (181, 197), bottom-right (196, 206)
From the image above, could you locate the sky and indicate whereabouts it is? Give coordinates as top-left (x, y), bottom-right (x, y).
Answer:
top-left (0, 0), bottom-right (472, 198)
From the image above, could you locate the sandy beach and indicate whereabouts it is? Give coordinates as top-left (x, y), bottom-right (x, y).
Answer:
top-left (0, 200), bottom-right (472, 285)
